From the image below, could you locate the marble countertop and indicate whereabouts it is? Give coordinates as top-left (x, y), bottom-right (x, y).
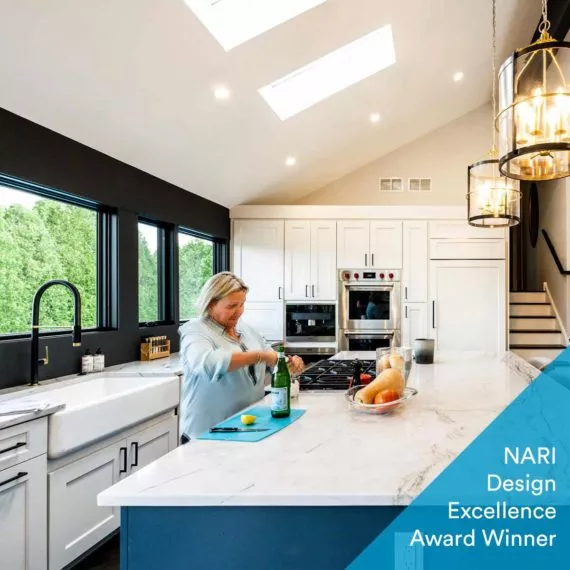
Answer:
top-left (0, 403), bottom-right (65, 430)
top-left (98, 351), bottom-right (536, 508)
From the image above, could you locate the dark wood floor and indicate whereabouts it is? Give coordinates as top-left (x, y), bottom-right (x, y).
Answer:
top-left (72, 534), bottom-right (120, 570)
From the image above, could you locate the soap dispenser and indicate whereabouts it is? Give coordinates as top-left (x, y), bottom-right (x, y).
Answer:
top-left (81, 349), bottom-right (94, 375)
top-left (94, 348), bottom-right (105, 373)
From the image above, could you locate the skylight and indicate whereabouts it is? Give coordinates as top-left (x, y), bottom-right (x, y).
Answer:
top-left (259, 24), bottom-right (396, 120)
top-left (184, 0), bottom-right (327, 51)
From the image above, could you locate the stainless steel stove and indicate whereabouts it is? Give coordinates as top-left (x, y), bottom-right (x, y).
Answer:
top-left (298, 359), bottom-right (376, 390)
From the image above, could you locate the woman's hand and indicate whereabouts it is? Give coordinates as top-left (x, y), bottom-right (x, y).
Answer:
top-left (287, 355), bottom-right (305, 376)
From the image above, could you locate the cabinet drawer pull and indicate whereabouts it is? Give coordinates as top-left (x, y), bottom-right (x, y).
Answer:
top-left (278, 286), bottom-right (282, 300)
top-left (131, 442), bottom-right (139, 468)
top-left (364, 253), bottom-right (368, 267)
top-left (119, 446), bottom-right (128, 474)
top-left (405, 286), bottom-right (408, 300)
top-left (371, 253), bottom-right (374, 266)
top-left (405, 305), bottom-right (408, 318)
top-left (432, 301), bottom-right (436, 329)
top-left (311, 285), bottom-right (315, 298)
top-left (0, 471), bottom-right (27, 488)
top-left (0, 441), bottom-right (26, 455)
top-left (305, 285), bottom-right (309, 298)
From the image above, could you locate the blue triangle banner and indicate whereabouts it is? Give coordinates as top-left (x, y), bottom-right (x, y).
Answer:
top-left (348, 347), bottom-right (570, 569)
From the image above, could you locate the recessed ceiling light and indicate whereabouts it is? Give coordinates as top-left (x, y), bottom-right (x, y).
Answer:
top-left (370, 112), bottom-right (381, 124)
top-left (259, 24), bottom-right (396, 120)
top-left (185, 0), bottom-right (328, 51)
top-left (453, 71), bottom-right (464, 82)
top-left (285, 156), bottom-right (297, 167)
top-left (213, 85), bottom-right (231, 100)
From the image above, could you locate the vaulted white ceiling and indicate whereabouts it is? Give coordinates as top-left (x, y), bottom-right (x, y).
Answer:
top-left (0, 0), bottom-right (540, 207)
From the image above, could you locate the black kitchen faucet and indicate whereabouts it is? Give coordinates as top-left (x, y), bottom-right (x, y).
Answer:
top-left (30, 280), bottom-right (82, 386)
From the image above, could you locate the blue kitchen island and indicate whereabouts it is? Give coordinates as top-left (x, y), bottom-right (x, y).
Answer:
top-left (98, 352), bottom-right (533, 569)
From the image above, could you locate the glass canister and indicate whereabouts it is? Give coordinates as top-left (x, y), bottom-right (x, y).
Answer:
top-left (375, 346), bottom-right (413, 384)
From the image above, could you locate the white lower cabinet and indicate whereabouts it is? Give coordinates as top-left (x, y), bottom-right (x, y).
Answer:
top-left (402, 303), bottom-right (428, 347)
top-left (128, 417), bottom-right (178, 474)
top-left (48, 415), bottom-right (177, 569)
top-left (48, 439), bottom-right (124, 570)
top-left (0, 454), bottom-right (47, 570)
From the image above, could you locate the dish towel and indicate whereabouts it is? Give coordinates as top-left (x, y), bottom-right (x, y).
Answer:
top-left (197, 405), bottom-right (306, 442)
top-left (0, 397), bottom-right (60, 416)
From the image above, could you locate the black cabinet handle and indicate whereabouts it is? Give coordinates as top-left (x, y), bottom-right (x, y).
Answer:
top-left (131, 442), bottom-right (139, 468)
top-left (0, 441), bottom-right (26, 455)
top-left (432, 301), bottom-right (436, 329)
top-left (364, 253), bottom-right (368, 267)
top-left (405, 305), bottom-right (408, 318)
top-left (0, 471), bottom-right (27, 488)
top-left (305, 285), bottom-right (309, 298)
top-left (311, 285), bottom-right (315, 298)
top-left (371, 253), bottom-right (375, 266)
top-left (278, 286), bottom-right (282, 300)
top-left (405, 286), bottom-right (408, 300)
top-left (119, 446), bottom-right (128, 474)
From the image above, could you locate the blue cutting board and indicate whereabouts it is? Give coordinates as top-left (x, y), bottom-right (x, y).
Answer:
top-left (196, 406), bottom-right (306, 442)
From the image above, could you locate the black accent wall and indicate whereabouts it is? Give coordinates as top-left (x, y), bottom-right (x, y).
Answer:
top-left (0, 108), bottom-right (230, 390)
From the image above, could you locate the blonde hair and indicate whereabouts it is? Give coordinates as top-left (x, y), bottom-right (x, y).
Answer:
top-left (196, 272), bottom-right (249, 318)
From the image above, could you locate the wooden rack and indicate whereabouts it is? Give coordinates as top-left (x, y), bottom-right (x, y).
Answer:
top-left (140, 336), bottom-right (171, 361)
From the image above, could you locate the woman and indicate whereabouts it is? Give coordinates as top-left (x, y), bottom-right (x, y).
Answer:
top-left (179, 272), bottom-right (304, 440)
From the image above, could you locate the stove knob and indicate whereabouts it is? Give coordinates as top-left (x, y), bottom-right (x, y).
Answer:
top-left (343, 272), bottom-right (350, 280)
top-left (389, 273), bottom-right (394, 280)
top-left (353, 272), bottom-right (359, 279)
top-left (379, 273), bottom-right (385, 279)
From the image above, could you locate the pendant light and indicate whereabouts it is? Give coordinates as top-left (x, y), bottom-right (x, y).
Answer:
top-left (467, 0), bottom-right (521, 228)
top-left (497, 0), bottom-right (570, 181)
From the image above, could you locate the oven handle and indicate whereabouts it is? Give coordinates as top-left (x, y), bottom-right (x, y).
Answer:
top-left (343, 284), bottom-right (396, 291)
top-left (343, 331), bottom-right (395, 339)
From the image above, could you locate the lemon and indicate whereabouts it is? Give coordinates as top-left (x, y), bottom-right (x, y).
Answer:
top-left (240, 414), bottom-right (257, 425)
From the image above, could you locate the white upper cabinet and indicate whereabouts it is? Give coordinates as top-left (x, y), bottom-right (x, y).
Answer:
top-left (337, 221), bottom-right (369, 268)
top-left (338, 221), bottom-right (402, 269)
top-left (233, 220), bottom-right (284, 302)
top-left (370, 221), bottom-right (402, 268)
top-left (284, 221), bottom-right (312, 301)
top-left (285, 220), bottom-right (336, 301)
top-left (403, 221), bottom-right (428, 302)
top-left (429, 259), bottom-right (506, 354)
top-left (310, 221), bottom-right (337, 300)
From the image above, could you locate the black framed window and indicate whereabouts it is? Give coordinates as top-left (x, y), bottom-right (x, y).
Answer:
top-left (178, 230), bottom-right (215, 321)
top-left (138, 219), bottom-right (174, 326)
top-left (0, 177), bottom-right (108, 337)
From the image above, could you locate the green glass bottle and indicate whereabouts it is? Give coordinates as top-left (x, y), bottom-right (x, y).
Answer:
top-left (271, 347), bottom-right (291, 418)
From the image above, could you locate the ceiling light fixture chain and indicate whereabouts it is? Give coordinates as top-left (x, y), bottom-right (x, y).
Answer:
top-left (491, 0), bottom-right (497, 155)
top-left (539, 0), bottom-right (551, 36)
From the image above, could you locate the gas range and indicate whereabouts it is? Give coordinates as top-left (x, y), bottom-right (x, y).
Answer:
top-left (298, 359), bottom-right (376, 391)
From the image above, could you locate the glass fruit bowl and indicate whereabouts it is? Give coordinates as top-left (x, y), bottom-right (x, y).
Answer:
top-left (344, 385), bottom-right (418, 415)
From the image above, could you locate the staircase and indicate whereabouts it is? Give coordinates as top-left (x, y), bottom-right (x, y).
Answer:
top-left (509, 291), bottom-right (566, 365)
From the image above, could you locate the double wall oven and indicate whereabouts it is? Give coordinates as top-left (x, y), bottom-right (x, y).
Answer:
top-left (338, 269), bottom-right (401, 351)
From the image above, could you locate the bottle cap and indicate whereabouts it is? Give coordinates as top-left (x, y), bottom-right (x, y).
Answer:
top-left (277, 346), bottom-right (285, 353)
top-left (95, 348), bottom-right (102, 354)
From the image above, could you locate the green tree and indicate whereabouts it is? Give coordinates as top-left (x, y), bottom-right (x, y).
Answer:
top-left (179, 237), bottom-right (213, 320)
top-left (34, 200), bottom-right (97, 327)
top-left (138, 233), bottom-right (158, 322)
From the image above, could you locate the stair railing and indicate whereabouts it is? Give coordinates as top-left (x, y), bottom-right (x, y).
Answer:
top-left (542, 230), bottom-right (570, 275)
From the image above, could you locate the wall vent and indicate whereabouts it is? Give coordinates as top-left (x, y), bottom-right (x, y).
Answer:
top-left (378, 177), bottom-right (403, 192)
top-left (408, 178), bottom-right (432, 192)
